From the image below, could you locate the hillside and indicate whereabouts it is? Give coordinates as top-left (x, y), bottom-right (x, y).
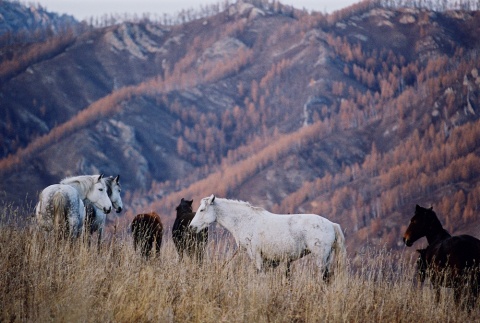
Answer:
top-left (1, 0), bottom-right (480, 260)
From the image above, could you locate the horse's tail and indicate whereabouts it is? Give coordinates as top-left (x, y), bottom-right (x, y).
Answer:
top-left (330, 223), bottom-right (347, 276)
top-left (52, 191), bottom-right (69, 239)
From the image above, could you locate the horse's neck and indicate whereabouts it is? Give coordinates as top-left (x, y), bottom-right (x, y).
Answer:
top-left (176, 212), bottom-right (194, 226)
top-left (426, 227), bottom-right (451, 245)
top-left (215, 201), bottom-right (257, 243)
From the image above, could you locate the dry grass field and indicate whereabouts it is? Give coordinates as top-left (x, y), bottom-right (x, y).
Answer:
top-left (1, 204), bottom-right (479, 323)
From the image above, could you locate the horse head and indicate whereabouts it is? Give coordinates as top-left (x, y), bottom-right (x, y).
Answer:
top-left (87, 174), bottom-right (112, 214)
top-left (190, 194), bottom-right (216, 232)
top-left (403, 204), bottom-right (438, 246)
top-left (107, 175), bottom-right (123, 213)
top-left (176, 198), bottom-right (193, 215)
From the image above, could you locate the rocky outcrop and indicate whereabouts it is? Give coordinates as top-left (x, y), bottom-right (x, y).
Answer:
top-left (0, 1), bottom-right (78, 39)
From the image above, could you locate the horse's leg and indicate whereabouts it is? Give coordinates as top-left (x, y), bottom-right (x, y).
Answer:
top-left (133, 233), bottom-right (139, 252)
top-left (178, 244), bottom-right (184, 261)
top-left (189, 240), bottom-right (197, 262)
top-left (434, 285), bottom-right (441, 303)
top-left (286, 261), bottom-right (292, 278)
top-left (470, 282), bottom-right (479, 311)
top-left (189, 232), bottom-right (198, 261)
top-left (197, 240), bottom-right (206, 264)
top-left (84, 218), bottom-right (93, 248)
top-left (192, 241), bottom-right (199, 262)
top-left (97, 227), bottom-right (103, 251)
top-left (453, 286), bottom-right (463, 307)
top-left (323, 268), bottom-right (331, 283)
top-left (461, 277), bottom-right (479, 312)
top-left (143, 241), bottom-right (151, 259)
top-left (155, 234), bottom-right (162, 257)
top-left (201, 232), bottom-right (208, 263)
top-left (254, 252), bottom-right (264, 273)
top-left (309, 243), bottom-right (331, 282)
top-left (184, 237), bottom-right (192, 260)
top-left (144, 234), bottom-right (152, 259)
top-left (76, 199), bottom-right (85, 242)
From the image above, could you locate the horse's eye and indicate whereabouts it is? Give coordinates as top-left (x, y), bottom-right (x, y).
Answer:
top-left (99, 188), bottom-right (104, 192)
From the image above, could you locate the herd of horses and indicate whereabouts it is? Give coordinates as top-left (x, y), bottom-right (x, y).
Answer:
top-left (33, 175), bottom-right (480, 310)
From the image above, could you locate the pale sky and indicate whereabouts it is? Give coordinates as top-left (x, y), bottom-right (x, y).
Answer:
top-left (33, 0), bottom-right (360, 21)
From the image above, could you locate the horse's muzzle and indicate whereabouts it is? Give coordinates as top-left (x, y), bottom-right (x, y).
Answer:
top-left (189, 225), bottom-right (199, 233)
top-left (104, 207), bottom-right (112, 214)
top-left (115, 207), bottom-right (122, 213)
top-left (403, 237), bottom-right (413, 247)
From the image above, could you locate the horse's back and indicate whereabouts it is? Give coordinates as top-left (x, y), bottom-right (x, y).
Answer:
top-left (289, 213), bottom-right (337, 239)
top-left (131, 212), bottom-right (163, 238)
top-left (424, 235), bottom-right (480, 286)
top-left (133, 212), bottom-right (162, 226)
top-left (433, 235), bottom-right (480, 267)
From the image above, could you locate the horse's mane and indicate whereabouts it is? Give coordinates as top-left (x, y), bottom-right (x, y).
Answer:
top-left (103, 176), bottom-right (119, 197)
top-left (60, 175), bottom-right (99, 197)
top-left (219, 198), bottom-right (265, 213)
top-left (105, 176), bottom-right (120, 188)
top-left (104, 176), bottom-right (113, 187)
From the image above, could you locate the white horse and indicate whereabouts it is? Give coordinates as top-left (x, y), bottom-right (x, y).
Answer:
top-left (35, 175), bottom-right (112, 239)
top-left (84, 175), bottom-right (123, 246)
top-left (190, 195), bottom-right (346, 279)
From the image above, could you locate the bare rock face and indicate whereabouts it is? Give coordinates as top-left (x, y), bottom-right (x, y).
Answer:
top-left (0, 1), bottom-right (78, 38)
top-left (197, 37), bottom-right (247, 66)
top-left (104, 23), bottom-right (169, 59)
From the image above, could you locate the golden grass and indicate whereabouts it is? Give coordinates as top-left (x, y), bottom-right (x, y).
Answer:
top-left (1, 207), bottom-right (478, 322)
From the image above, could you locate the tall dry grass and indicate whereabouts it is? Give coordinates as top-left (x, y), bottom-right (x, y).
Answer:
top-left (1, 205), bottom-right (478, 322)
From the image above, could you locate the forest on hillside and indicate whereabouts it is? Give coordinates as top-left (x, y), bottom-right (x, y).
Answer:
top-left (1, 0), bottom-right (480, 258)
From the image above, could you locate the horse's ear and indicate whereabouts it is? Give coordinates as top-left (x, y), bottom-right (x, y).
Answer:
top-left (188, 199), bottom-right (193, 206)
top-left (429, 205), bottom-right (433, 210)
top-left (211, 195), bottom-right (215, 204)
top-left (181, 198), bottom-right (185, 202)
top-left (98, 174), bottom-right (104, 181)
top-left (114, 175), bottom-right (120, 183)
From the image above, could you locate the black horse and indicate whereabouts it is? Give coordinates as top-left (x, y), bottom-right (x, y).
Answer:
top-left (404, 205), bottom-right (480, 309)
top-left (172, 198), bottom-right (208, 262)
top-left (131, 212), bottom-right (163, 259)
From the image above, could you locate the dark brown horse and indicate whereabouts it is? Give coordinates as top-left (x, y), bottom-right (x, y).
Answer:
top-left (404, 204), bottom-right (480, 309)
top-left (131, 212), bottom-right (163, 259)
top-left (172, 198), bottom-right (208, 262)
